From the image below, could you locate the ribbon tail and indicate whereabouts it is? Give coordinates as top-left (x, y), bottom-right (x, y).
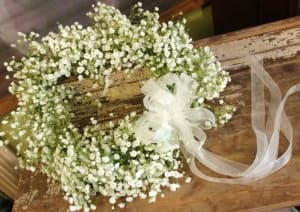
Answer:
top-left (180, 124), bottom-right (248, 177)
top-left (183, 55), bottom-right (298, 184)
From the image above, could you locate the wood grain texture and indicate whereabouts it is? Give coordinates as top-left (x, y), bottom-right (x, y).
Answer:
top-left (0, 147), bottom-right (18, 200)
top-left (195, 16), bottom-right (300, 70)
top-left (0, 95), bottom-right (19, 200)
top-left (10, 17), bottom-right (300, 211)
top-left (0, 95), bottom-right (18, 117)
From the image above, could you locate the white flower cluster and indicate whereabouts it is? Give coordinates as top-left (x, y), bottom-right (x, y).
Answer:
top-left (58, 113), bottom-right (184, 211)
top-left (0, 2), bottom-right (234, 211)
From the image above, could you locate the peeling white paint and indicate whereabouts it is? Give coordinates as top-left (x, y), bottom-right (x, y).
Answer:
top-left (211, 28), bottom-right (300, 70)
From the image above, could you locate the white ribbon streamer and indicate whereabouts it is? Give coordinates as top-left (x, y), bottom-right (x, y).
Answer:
top-left (135, 56), bottom-right (300, 184)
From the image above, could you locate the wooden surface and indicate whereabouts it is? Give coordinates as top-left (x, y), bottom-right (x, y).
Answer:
top-left (8, 16), bottom-right (300, 211)
top-left (0, 95), bottom-right (18, 117)
top-left (0, 147), bottom-right (18, 200)
top-left (0, 92), bottom-right (19, 200)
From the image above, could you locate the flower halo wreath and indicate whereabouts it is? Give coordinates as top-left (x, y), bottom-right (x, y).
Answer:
top-left (0, 2), bottom-right (237, 211)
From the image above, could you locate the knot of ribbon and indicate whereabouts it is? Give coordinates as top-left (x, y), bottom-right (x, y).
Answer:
top-left (135, 72), bottom-right (215, 158)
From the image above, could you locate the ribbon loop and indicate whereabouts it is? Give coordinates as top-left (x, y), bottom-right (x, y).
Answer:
top-left (135, 73), bottom-right (215, 152)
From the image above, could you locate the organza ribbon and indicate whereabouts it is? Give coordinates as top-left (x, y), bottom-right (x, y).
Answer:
top-left (135, 73), bottom-right (216, 153)
top-left (135, 56), bottom-right (300, 184)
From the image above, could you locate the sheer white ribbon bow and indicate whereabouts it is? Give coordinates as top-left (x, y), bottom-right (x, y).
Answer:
top-left (135, 56), bottom-right (300, 184)
top-left (135, 73), bottom-right (215, 152)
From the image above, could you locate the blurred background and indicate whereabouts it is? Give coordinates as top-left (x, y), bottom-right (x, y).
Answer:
top-left (0, 1), bottom-right (300, 210)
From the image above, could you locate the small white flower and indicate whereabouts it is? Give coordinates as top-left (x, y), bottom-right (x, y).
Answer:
top-left (102, 156), bottom-right (110, 163)
top-left (149, 190), bottom-right (157, 197)
top-left (185, 177), bottom-right (192, 183)
top-left (126, 197), bottom-right (133, 202)
top-left (70, 205), bottom-right (79, 211)
top-left (151, 154), bottom-right (159, 160)
top-left (1, 120), bottom-right (8, 125)
top-left (139, 193), bottom-right (147, 199)
top-left (130, 150), bottom-right (138, 157)
top-left (118, 203), bottom-right (125, 208)
top-left (78, 75), bottom-right (83, 81)
top-left (113, 153), bottom-right (120, 160)
top-left (198, 98), bottom-right (204, 104)
top-left (109, 197), bottom-right (116, 204)
top-left (170, 183), bottom-right (180, 191)
top-left (90, 204), bottom-right (96, 210)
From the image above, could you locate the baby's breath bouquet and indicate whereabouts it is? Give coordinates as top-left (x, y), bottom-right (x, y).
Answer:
top-left (0, 2), bottom-right (234, 211)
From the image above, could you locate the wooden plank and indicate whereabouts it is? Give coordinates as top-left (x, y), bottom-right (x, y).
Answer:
top-left (0, 147), bottom-right (18, 200)
top-left (10, 18), bottom-right (300, 211)
top-left (195, 16), bottom-right (300, 46)
top-left (0, 95), bottom-right (19, 200)
top-left (195, 16), bottom-right (300, 70)
top-left (0, 95), bottom-right (18, 117)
